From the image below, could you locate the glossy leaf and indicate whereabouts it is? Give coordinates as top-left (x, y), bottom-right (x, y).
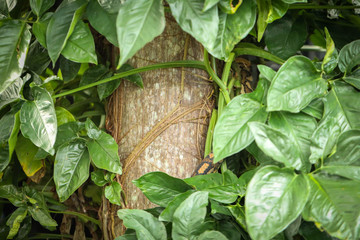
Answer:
top-left (219, 0), bottom-right (242, 14)
top-left (203, 0), bottom-right (220, 11)
top-left (28, 206), bottom-right (57, 228)
top-left (91, 170), bottom-right (107, 187)
top-left (0, 20), bottom-right (31, 93)
top-left (32, 12), bottom-right (52, 48)
top-left (54, 139), bottom-right (90, 202)
top-left (105, 181), bottom-right (122, 206)
top-left (117, 0), bottom-right (165, 67)
top-left (265, 16), bottom-right (307, 59)
top-left (208, 0), bottom-right (256, 60)
top-left (343, 68), bottom-right (360, 90)
top-left (30, 0), bottom-right (54, 17)
top-left (0, 185), bottom-right (25, 207)
top-left (79, 64), bottom-right (109, 88)
top-left (25, 41), bottom-right (50, 75)
top-left (301, 98), bottom-right (324, 119)
top-left (303, 175), bottom-right (360, 240)
top-left (54, 121), bottom-right (84, 150)
top-left (267, 56), bottom-right (327, 112)
top-left (167, 0), bottom-right (219, 51)
top-left (246, 142), bottom-right (279, 166)
top-left (61, 21), bottom-right (97, 64)
top-left (46, 0), bottom-right (87, 64)
top-left (6, 207), bottom-right (27, 239)
top-left (268, 112), bottom-right (317, 172)
top-left (85, 118), bottom-right (102, 139)
top-left (338, 39), bottom-right (360, 73)
top-left (55, 106), bottom-right (75, 126)
top-left (97, 0), bottom-right (121, 14)
top-left (117, 209), bottom-right (167, 240)
top-left (322, 28), bottom-right (338, 73)
top-left (172, 191), bottom-right (209, 239)
top-left (267, 0), bottom-right (288, 24)
top-left (133, 172), bottom-right (192, 207)
top-left (59, 56), bottom-right (80, 82)
top-left (257, 65), bottom-right (276, 82)
top-left (256, 0), bottom-right (270, 41)
top-left (86, 0), bottom-right (118, 46)
top-left (15, 135), bottom-right (44, 177)
top-left (299, 221), bottom-right (333, 240)
top-left (213, 94), bottom-right (268, 162)
top-left (198, 231), bottom-right (228, 240)
top-left (0, 77), bottom-right (24, 110)
top-left (228, 204), bottom-right (246, 230)
top-left (319, 166), bottom-right (360, 181)
top-left (159, 190), bottom-right (194, 222)
top-left (246, 166), bottom-right (309, 240)
top-left (20, 87), bottom-right (57, 154)
top-left (249, 122), bottom-right (307, 171)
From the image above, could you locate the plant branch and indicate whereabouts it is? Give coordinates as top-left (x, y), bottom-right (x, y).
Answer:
top-left (289, 4), bottom-right (360, 10)
top-left (234, 43), bottom-right (285, 65)
top-left (218, 52), bottom-right (235, 117)
top-left (49, 210), bottom-right (100, 226)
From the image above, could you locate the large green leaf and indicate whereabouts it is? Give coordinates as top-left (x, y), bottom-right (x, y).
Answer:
top-left (268, 112), bottom-right (317, 172)
top-left (0, 76), bottom-right (24, 111)
top-left (30, 0), bottom-right (54, 17)
top-left (338, 39), bottom-right (360, 73)
top-left (54, 139), bottom-right (90, 202)
top-left (0, 20), bottom-right (31, 93)
top-left (213, 94), bottom-right (268, 162)
top-left (28, 206), bottom-right (57, 228)
top-left (105, 181), bottom-right (122, 206)
top-left (319, 166), bottom-right (360, 181)
top-left (309, 82), bottom-right (360, 163)
top-left (54, 121), bottom-right (84, 150)
top-left (117, 209), bottom-right (167, 240)
top-left (6, 207), bottom-right (27, 239)
top-left (267, 0), bottom-right (288, 24)
top-left (248, 122), bottom-right (307, 171)
top-left (86, 0), bottom-right (118, 46)
top-left (61, 21), bottom-right (97, 64)
top-left (133, 172), bottom-right (192, 207)
top-left (265, 16), bottom-right (307, 59)
top-left (59, 56), bottom-right (80, 82)
top-left (343, 68), bottom-right (360, 90)
top-left (46, 0), bottom-right (87, 64)
top-left (208, 0), bottom-right (256, 60)
top-left (172, 191), bottom-right (209, 239)
top-left (202, 0), bottom-right (220, 11)
top-left (116, 0), bottom-right (165, 67)
top-left (267, 56), bottom-right (327, 112)
top-left (55, 106), bottom-right (75, 126)
top-left (20, 86), bottom-right (57, 154)
top-left (0, 185), bottom-right (25, 207)
top-left (256, 0), bottom-right (270, 41)
top-left (301, 98), bottom-right (324, 120)
top-left (228, 204), bottom-right (246, 230)
top-left (167, 0), bottom-right (219, 51)
top-left (246, 166), bottom-right (309, 240)
top-left (32, 12), bottom-right (52, 48)
top-left (159, 190), bottom-right (195, 222)
top-left (303, 175), bottom-right (360, 240)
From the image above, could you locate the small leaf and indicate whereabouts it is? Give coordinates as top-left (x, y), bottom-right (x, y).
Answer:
top-left (59, 56), bottom-right (81, 82)
top-left (338, 39), bottom-right (360, 73)
top-left (0, 77), bottom-right (24, 110)
top-left (54, 139), bottom-right (90, 202)
top-left (117, 0), bottom-right (165, 67)
top-left (343, 68), bottom-right (360, 90)
top-left (117, 209), bottom-right (167, 240)
top-left (133, 172), bottom-right (192, 207)
top-left (61, 21), bottom-right (97, 64)
top-left (257, 65), bottom-right (276, 82)
top-left (6, 207), bottom-right (27, 239)
top-left (55, 107), bottom-right (75, 126)
top-left (28, 206), bottom-right (57, 228)
top-left (322, 28), bottom-right (338, 73)
top-left (25, 41), bottom-right (50, 75)
top-left (105, 181), bottom-right (122, 206)
top-left (0, 185), bottom-right (25, 207)
top-left (219, 0), bottom-right (242, 14)
top-left (172, 191), bottom-right (209, 239)
top-left (267, 56), bottom-right (327, 112)
top-left (246, 166), bottom-right (309, 240)
top-left (54, 121), bottom-right (84, 150)
top-left (0, 20), bottom-right (31, 93)
top-left (91, 170), bottom-right (107, 187)
top-left (30, 0), bottom-right (55, 17)
top-left (20, 87), bottom-right (57, 154)
top-left (46, 0), bottom-right (87, 64)
top-left (32, 12), bottom-right (52, 48)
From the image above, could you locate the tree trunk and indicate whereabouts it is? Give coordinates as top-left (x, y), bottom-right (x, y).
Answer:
top-left (105, 15), bottom-right (213, 238)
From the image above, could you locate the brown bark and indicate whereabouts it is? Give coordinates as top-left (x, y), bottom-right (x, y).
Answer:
top-left (106, 15), bottom-right (213, 238)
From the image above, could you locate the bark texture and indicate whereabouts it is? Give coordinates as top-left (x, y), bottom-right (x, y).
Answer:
top-left (105, 15), bottom-right (213, 238)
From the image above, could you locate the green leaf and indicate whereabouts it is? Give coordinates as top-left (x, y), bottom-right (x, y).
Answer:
top-left (265, 16), bottom-right (307, 59)
top-left (61, 21), bottom-right (97, 64)
top-left (309, 82), bottom-right (360, 163)
top-left (32, 12), bottom-right (52, 48)
top-left (338, 39), bottom-right (360, 73)
top-left (30, 0), bottom-right (54, 17)
top-left (267, 56), bottom-right (327, 112)
top-left (213, 94), bottom-right (268, 162)
top-left (268, 112), bottom-right (317, 172)
top-left (197, 231), bottom-right (228, 240)
top-left (97, 0), bottom-right (121, 14)
top-left (117, 64), bottom-right (143, 88)
top-left (28, 206), bottom-right (57, 228)
top-left (84, 118), bottom-right (102, 139)
top-left (267, 0), bottom-right (288, 24)
top-left (257, 65), bottom-right (276, 82)
top-left (86, 130), bottom-right (122, 174)
top-left (303, 175), bottom-right (360, 240)
top-left (228, 204), bottom-right (246, 230)
top-left (282, 0), bottom-right (306, 3)
top-left (322, 28), bottom-right (338, 74)
top-left (0, 185), bottom-right (25, 207)
top-left (219, 0), bottom-right (242, 14)
top-left (256, 0), bottom-right (270, 41)
top-left (319, 166), bottom-right (360, 181)
top-left (167, 0), bottom-right (219, 52)
top-left (86, 0), bottom-right (118, 46)
top-left (246, 142), bottom-right (279, 166)
top-left (20, 87), bottom-right (57, 154)
top-left (301, 98), bottom-right (324, 119)
top-left (105, 181), bottom-right (122, 206)
top-left (117, 209), bottom-right (167, 240)
top-left (248, 122), bottom-right (306, 171)
top-left (172, 191), bottom-right (209, 239)
top-left (79, 64), bottom-right (109, 88)
top-left (202, 0), bottom-right (220, 11)
top-left (0, 20), bottom-right (31, 93)
top-left (133, 172), bottom-right (192, 207)
top-left (343, 68), bottom-right (360, 90)
top-left (299, 221), bottom-right (333, 240)
top-left (54, 121), bottom-right (84, 150)
top-left (46, 0), bottom-right (87, 64)
top-left (116, 0), bottom-right (165, 67)
top-left (15, 135), bottom-right (44, 177)
top-left (0, 77), bottom-right (24, 111)
top-left (59, 56), bottom-right (81, 82)
top-left (91, 170), bottom-right (108, 187)
top-left (55, 106), bottom-right (75, 126)
top-left (54, 139), bottom-right (90, 202)
top-left (25, 41), bottom-right (50, 75)
top-left (6, 207), bottom-right (27, 239)
top-left (208, 0), bottom-right (256, 60)
top-left (246, 166), bottom-right (309, 240)
top-left (159, 190), bottom-right (195, 222)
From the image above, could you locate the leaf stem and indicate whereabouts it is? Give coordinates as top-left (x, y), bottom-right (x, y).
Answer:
top-left (289, 4), bottom-right (360, 10)
top-left (218, 52), bottom-right (235, 117)
top-left (203, 49), bottom-right (231, 104)
top-left (234, 43), bottom-right (285, 65)
top-left (52, 61), bottom-right (206, 99)
top-left (49, 210), bottom-right (100, 226)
